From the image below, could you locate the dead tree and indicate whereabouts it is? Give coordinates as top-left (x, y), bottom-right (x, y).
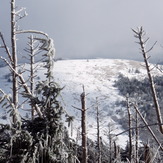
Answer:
top-left (73, 86), bottom-right (88, 163)
top-left (11, 0), bottom-right (18, 123)
top-left (10, 0), bottom-right (27, 108)
top-left (80, 86), bottom-right (88, 163)
top-left (132, 27), bottom-right (163, 134)
top-left (126, 96), bottom-right (132, 161)
top-left (95, 97), bottom-right (102, 163)
top-left (0, 0), bottom-right (27, 122)
top-left (11, 0), bottom-right (18, 105)
top-left (0, 0), bottom-right (52, 119)
top-left (103, 121), bottom-right (117, 163)
top-left (135, 109), bottom-right (139, 163)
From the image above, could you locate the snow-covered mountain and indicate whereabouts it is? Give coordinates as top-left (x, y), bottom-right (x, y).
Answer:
top-left (0, 59), bottom-right (162, 148)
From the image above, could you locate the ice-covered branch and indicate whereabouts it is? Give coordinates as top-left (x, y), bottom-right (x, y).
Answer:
top-left (0, 32), bottom-right (13, 63)
top-left (0, 56), bottom-right (43, 118)
top-left (16, 30), bottom-right (49, 38)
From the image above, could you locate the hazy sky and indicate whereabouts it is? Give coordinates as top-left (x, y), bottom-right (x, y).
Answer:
top-left (1, 0), bottom-right (163, 62)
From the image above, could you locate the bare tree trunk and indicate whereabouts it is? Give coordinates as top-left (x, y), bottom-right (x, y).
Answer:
top-left (109, 134), bottom-right (112, 163)
top-left (135, 110), bottom-right (139, 163)
top-left (96, 98), bottom-right (101, 163)
top-left (132, 27), bottom-right (163, 134)
top-left (29, 35), bottom-right (35, 119)
top-left (126, 97), bottom-right (132, 161)
top-left (29, 36), bottom-right (35, 97)
top-left (107, 123), bottom-right (114, 163)
top-left (11, 0), bottom-right (18, 122)
top-left (81, 86), bottom-right (87, 163)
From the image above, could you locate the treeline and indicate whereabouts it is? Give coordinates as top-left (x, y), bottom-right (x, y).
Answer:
top-left (114, 74), bottom-right (163, 116)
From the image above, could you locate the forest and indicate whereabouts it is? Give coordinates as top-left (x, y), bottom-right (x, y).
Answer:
top-left (0, 0), bottom-right (163, 163)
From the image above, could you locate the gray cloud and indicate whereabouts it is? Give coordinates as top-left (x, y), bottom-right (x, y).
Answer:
top-left (1, 0), bottom-right (163, 62)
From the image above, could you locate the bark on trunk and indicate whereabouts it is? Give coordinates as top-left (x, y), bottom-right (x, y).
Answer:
top-left (135, 111), bottom-right (139, 163)
top-left (29, 35), bottom-right (35, 119)
top-left (11, 0), bottom-right (18, 123)
top-left (126, 97), bottom-right (132, 162)
top-left (96, 98), bottom-right (101, 163)
top-left (81, 87), bottom-right (87, 163)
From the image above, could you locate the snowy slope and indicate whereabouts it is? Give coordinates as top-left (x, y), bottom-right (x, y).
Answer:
top-left (0, 59), bottom-right (162, 148)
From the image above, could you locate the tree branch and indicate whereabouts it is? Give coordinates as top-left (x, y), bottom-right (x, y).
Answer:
top-left (0, 32), bottom-right (13, 63)
top-left (16, 30), bottom-right (49, 38)
top-left (0, 56), bottom-right (43, 118)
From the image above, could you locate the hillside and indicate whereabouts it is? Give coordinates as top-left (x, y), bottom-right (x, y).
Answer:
top-left (0, 59), bottom-right (162, 148)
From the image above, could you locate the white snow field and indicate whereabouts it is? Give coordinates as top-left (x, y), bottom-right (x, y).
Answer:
top-left (0, 59), bottom-right (162, 148)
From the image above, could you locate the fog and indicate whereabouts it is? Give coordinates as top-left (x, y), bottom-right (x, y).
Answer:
top-left (1, 0), bottom-right (163, 63)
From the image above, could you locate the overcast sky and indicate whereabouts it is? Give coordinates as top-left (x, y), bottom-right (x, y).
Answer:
top-left (1, 0), bottom-right (163, 62)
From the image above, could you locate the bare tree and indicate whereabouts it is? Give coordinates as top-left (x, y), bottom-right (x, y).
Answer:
top-left (135, 109), bottom-right (139, 163)
top-left (95, 97), bottom-right (102, 163)
top-left (104, 122), bottom-right (117, 163)
top-left (0, 0), bottom-right (52, 119)
top-left (132, 27), bottom-right (163, 134)
top-left (126, 96), bottom-right (133, 161)
top-left (72, 86), bottom-right (88, 163)
top-left (81, 86), bottom-right (88, 163)
top-left (11, 0), bottom-right (18, 108)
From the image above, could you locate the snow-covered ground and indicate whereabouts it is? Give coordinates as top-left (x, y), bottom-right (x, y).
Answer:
top-left (0, 59), bottom-right (162, 148)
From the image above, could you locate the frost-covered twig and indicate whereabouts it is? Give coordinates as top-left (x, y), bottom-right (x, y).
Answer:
top-left (35, 37), bottom-right (55, 82)
top-left (0, 89), bottom-right (22, 129)
top-left (0, 56), bottom-right (43, 118)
